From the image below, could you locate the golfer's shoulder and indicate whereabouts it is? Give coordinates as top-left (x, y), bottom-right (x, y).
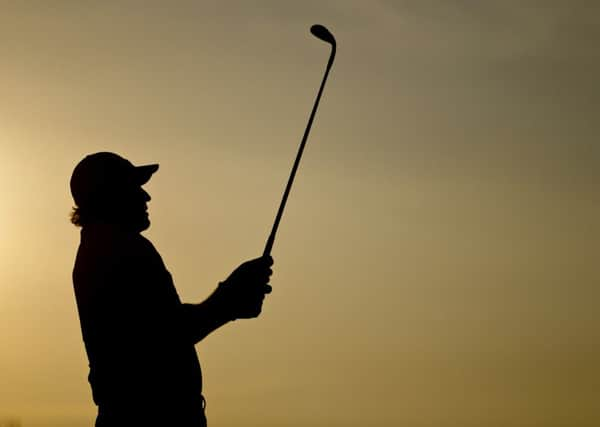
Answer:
top-left (127, 233), bottom-right (166, 269)
top-left (127, 232), bottom-right (156, 254)
top-left (107, 234), bottom-right (162, 274)
top-left (74, 226), bottom-right (128, 284)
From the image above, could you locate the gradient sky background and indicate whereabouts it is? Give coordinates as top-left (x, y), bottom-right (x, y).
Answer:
top-left (1, 1), bottom-right (599, 426)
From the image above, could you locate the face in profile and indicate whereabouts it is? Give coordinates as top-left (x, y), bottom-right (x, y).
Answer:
top-left (114, 184), bottom-right (152, 232)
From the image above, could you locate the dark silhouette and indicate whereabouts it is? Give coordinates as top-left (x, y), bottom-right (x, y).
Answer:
top-left (70, 152), bottom-right (273, 426)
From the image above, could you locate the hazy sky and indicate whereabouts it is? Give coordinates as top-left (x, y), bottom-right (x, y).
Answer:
top-left (1, 2), bottom-right (599, 426)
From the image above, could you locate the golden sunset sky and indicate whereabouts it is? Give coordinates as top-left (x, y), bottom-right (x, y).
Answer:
top-left (1, 2), bottom-right (599, 426)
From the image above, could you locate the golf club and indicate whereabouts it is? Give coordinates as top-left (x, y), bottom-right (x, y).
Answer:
top-left (263, 24), bottom-right (337, 257)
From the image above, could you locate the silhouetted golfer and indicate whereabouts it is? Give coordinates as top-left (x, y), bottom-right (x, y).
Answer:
top-left (70, 152), bottom-right (273, 426)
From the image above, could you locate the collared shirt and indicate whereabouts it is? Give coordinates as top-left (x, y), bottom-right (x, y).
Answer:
top-left (73, 224), bottom-right (205, 425)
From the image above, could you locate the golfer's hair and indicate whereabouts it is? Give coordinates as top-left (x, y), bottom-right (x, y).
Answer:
top-left (71, 205), bottom-right (101, 227)
top-left (70, 206), bottom-right (84, 227)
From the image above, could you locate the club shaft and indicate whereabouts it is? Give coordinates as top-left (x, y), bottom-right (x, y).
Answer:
top-left (263, 45), bottom-right (336, 257)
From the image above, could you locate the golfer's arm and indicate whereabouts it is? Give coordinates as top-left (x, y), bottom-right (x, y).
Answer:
top-left (182, 298), bottom-right (233, 344)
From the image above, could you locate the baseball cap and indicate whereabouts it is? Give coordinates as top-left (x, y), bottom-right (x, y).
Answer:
top-left (70, 152), bottom-right (158, 207)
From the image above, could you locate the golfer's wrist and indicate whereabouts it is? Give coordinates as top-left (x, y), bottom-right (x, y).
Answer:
top-left (208, 282), bottom-right (237, 322)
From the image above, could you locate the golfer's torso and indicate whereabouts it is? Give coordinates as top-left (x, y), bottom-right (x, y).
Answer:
top-left (73, 225), bottom-right (203, 416)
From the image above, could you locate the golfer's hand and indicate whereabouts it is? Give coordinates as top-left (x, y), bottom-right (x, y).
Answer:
top-left (214, 256), bottom-right (274, 320)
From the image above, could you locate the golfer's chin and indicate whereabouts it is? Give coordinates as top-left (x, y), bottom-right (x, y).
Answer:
top-left (138, 220), bottom-right (150, 232)
top-left (138, 215), bottom-right (151, 232)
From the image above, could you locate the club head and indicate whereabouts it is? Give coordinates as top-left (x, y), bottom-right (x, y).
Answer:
top-left (310, 24), bottom-right (336, 45)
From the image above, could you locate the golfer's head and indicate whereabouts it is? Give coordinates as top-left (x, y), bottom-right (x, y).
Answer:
top-left (70, 152), bottom-right (158, 232)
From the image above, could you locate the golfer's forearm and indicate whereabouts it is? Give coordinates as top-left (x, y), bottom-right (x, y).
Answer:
top-left (182, 299), bottom-right (232, 344)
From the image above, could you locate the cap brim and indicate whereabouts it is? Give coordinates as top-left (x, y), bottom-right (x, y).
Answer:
top-left (135, 164), bottom-right (159, 185)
